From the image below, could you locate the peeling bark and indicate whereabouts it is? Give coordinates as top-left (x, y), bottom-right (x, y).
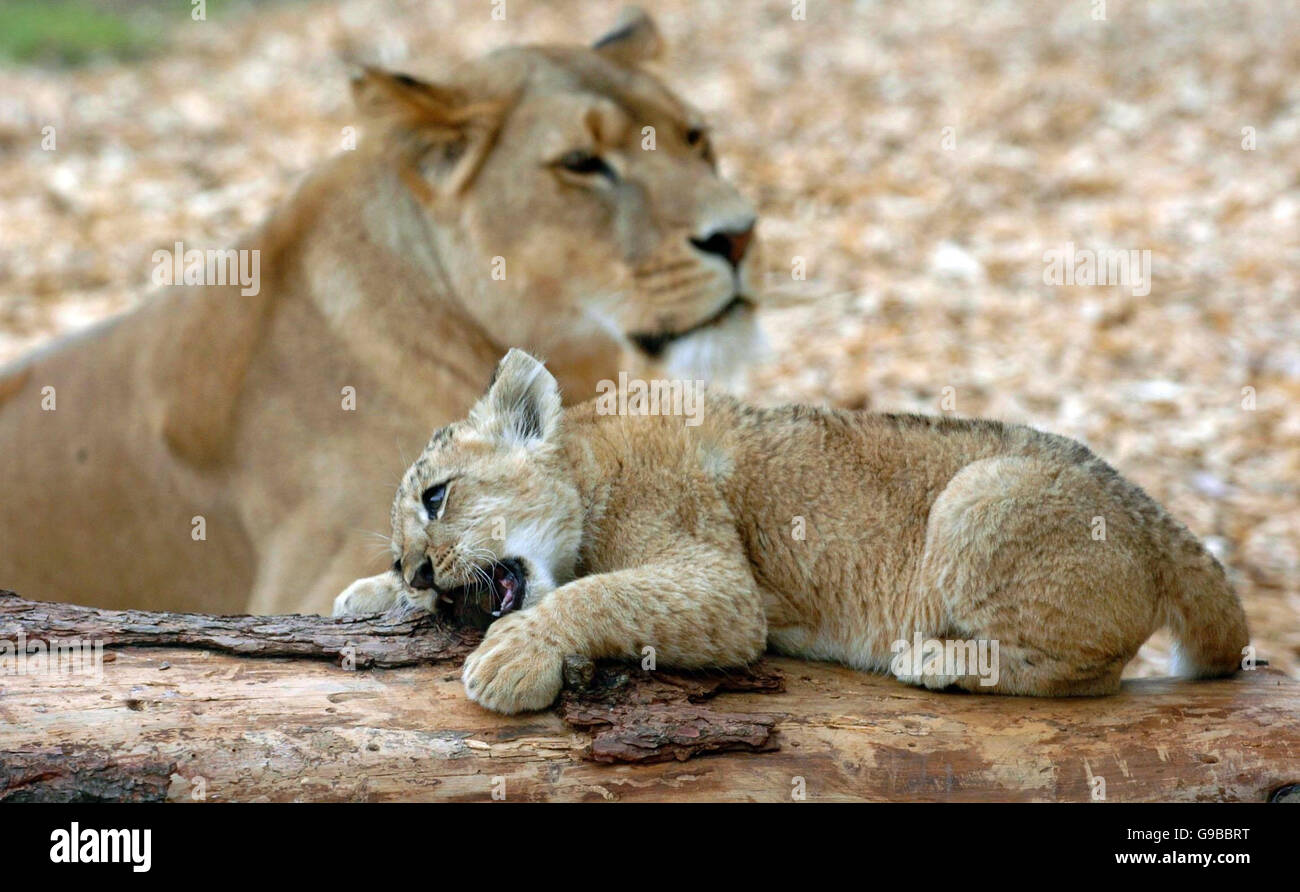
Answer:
top-left (0, 746), bottom-right (174, 803)
top-left (557, 656), bottom-right (785, 763)
top-left (0, 590), bottom-right (479, 669)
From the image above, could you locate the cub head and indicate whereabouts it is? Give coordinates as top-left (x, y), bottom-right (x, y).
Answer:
top-left (351, 7), bottom-right (764, 390)
top-left (390, 350), bottom-right (581, 626)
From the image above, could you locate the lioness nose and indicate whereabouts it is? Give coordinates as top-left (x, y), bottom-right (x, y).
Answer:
top-left (409, 557), bottom-right (436, 590)
top-left (690, 219), bottom-right (756, 270)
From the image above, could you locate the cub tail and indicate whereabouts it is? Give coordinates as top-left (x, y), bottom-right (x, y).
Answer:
top-left (1157, 527), bottom-right (1250, 679)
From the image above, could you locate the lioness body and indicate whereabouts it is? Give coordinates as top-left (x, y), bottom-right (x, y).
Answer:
top-left (337, 351), bottom-right (1251, 713)
top-left (0, 185), bottom-right (496, 614)
top-left (0, 11), bottom-right (765, 614)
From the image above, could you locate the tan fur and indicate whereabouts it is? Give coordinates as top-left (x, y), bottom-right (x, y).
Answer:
top-left (0, 10), bottom-right (766, 614)
top-left (337, 350), bottom-right (1252, 713)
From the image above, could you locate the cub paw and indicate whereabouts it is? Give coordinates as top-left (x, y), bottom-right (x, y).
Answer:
top-left (890, 641), bottom-right (961, 691)
top-left (332, 572), bottom-right (405, 617)
top-left (461, 612), bottom-right (565, 714)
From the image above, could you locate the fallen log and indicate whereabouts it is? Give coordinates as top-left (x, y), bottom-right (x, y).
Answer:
top-left (0, 591), bottom-right (787, 774)
top-left (0, 591), bottom-right (1297, 801)
top-left (0, 592), bottom-right (480, 668)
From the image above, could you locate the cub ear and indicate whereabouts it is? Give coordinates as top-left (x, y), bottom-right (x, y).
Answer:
top-left (592, 6), bottom-right (664, 65)
top-left (471, 349), bottom-right (562, 447)
top-left (348, 65), bottom-right (504, 195)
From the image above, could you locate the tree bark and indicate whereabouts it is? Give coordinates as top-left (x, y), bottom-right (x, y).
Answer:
top-left (1, 591), bottom-right (1297, 802)
top-left (0, 591), bottom-right (481, 668)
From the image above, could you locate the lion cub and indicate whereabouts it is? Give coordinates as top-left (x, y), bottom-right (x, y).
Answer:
top-left (335, 350), bottom-right (1251, 714)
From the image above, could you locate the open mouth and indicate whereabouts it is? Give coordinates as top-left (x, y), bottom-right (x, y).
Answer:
top-left (435, 558), bottom-right (527, 630)
top-left (628, 295), bottom-right (752, 358)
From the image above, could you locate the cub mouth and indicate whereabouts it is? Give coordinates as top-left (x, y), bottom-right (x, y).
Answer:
top-left (436, 558), bottom-right (527, 630)
top-left (628, 295), bottom-right (752, 358)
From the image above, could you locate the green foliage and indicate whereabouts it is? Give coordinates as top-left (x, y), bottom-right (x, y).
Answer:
top-left (0, 0), bottom-right (157, 66)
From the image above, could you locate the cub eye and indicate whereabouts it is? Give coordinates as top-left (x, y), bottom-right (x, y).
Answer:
top-left (557, 150), bottom-right (615, 180)
top-left (421, 482), bottom-right (447, 517)
top-left (685, 127), bottom-right (704, 147)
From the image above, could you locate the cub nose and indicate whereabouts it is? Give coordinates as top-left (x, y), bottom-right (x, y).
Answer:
top-left (409, 557), bottom-right (436, 590)
top-left (690, 219), bottom-right (756, 270)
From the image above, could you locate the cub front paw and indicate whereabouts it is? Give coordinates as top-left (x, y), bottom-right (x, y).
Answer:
top-left (332, 572), bottom-right (405, 617)
top-left (461, 613), bottom-right (565, 714)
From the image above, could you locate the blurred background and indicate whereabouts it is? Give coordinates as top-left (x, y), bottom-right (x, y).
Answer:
top-left (0, 0), bottom-right (1296, 676)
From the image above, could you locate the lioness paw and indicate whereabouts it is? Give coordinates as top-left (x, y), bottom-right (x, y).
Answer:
top-left (461, 613), bottom-right (565, 714)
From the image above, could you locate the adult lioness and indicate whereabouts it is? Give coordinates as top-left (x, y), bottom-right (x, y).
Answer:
top-left (0, 9), bottom-right (765, 615)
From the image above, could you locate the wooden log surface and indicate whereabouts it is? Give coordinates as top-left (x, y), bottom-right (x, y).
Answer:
top-left (1, 591), bottom-right (1298, 802)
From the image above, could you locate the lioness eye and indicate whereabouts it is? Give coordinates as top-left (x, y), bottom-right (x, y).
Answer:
top-left (557, 150), bottom-right (615, 180)
top-left (685, 127), bottom-right (714, 165)
top-left (421, 482), bottom-right (448, 517)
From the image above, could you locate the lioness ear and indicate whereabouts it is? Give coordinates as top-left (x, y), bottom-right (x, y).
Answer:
top-left (592, 6), bottom-right (663, 65)
top-left (471, 349), bottom-right (562, 447)
top-left (350, 66), bottom-right (466, 122)
top-left (349, 65), bottom-right (503, 195)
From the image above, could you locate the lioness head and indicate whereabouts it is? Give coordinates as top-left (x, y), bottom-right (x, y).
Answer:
top-left (389, 350), bottom-right (580, 626)
top-left (350, 8), bottom-right (763, 391)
